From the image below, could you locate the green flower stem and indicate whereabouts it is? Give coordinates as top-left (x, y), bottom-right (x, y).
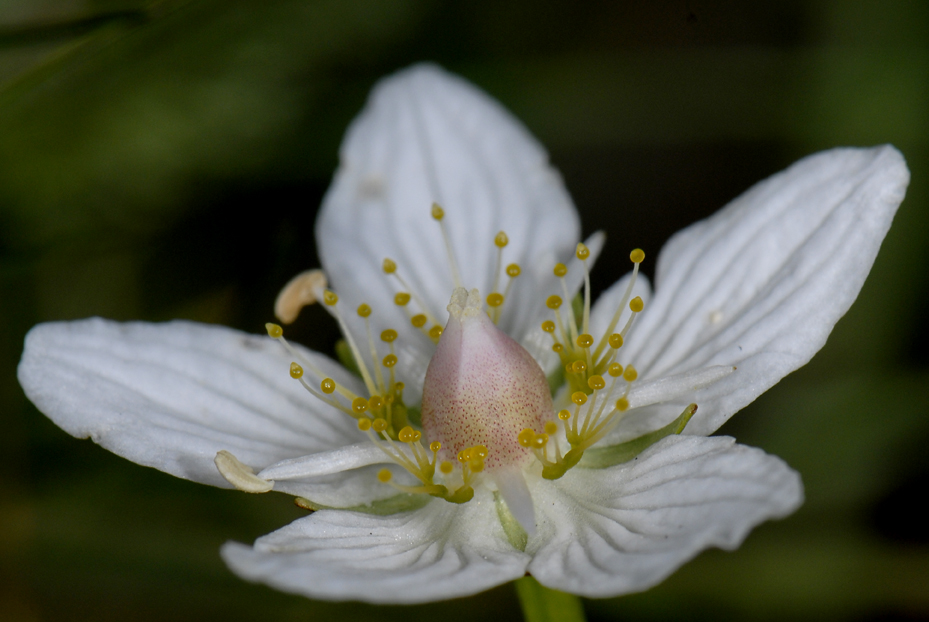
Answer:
top-left (515, 576), bottom-right (586, 622)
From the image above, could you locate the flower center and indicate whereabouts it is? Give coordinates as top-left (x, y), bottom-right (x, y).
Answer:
top-left (421, 287), bottom-right (553, 471)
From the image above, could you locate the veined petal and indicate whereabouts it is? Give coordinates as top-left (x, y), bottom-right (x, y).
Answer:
top-left (18, 318), bottom-right (365, 487)
top-left (528, 435), bottom-right (802, 597)
top-left (626, 146), bottom-right (909, 435)
top-left (316, 63), bottom-right (580, 354)
top-left (221, 488), bottom-right (530, 604)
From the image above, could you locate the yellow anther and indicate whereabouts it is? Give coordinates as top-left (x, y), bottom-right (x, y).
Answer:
top-left (630, 248), bottom-right (646, 264)
top-left (623, 365), bottom-right (638, 382)
top-left (558, 409), bottom-right (571, 421)
top-left (382, 354), bottom-right (397, 367)
top-left (576, 333), bottom-right (594, 348)
top-left (352, 397), bottom-right (369, 413)
top-left (383, 258), bottom-right (397, 274)
top-left (608, 333), bottom-right (624, 349)
top-left (486, 293), bottom-right (504, 308)
top-left (358, 418), bottom-right (372, 431)
top-left (411, 314), bottom-right (428, 328)
top-left (565, 362), bottom-right (574, 374)
top-left (431, 203), bottom-right (445, 220)
top-left (630, 296), bottom-right (644, 313)
top-left (576, 243), bottom-right (590, 260)
top-left (517, 428), bottom-right (536, 448)
top-left (572, 391), bottom-right (588, 406)
top-left (457, 448), bottom-right (471, 463)
top-left (398, 426), bottom-right (416, 442)
top-left (430, 441), bottom-right (442, 453)
top-left (608, 363), bottom-right (623, 377)
top-left (494, 231), bottom-right (509, 248)
top-left (428, 325), bottom-right (443, 339)
top-left (506, 263), bottom-right (521, 278)
top-left (380, 329), bottom-right (398, 342)
top-left (265, 323), bottom-right (283, 339)
top-left (588, 375), bottom-right (606, 391)
top-left (473, 445), bottom-right (488, 459)
top-left (394, 292), bottom-right (411, 306)
top-left (377, 468), bottom-right (392, 483)
top-left (553, 263), bottom-right (567, 278)
top-left (615, 397), bottom-right (630, 412)
top-left (320, 378), bottom-right (336, 394)
top-left (544, 421), bottom-right (558, 435)
top-left (289, 362), bottom-right (303, 379)
top-left (552, 343), bottom-right (564, 353)
top-left (546, 295), bottom-right (563, 309)
top-left (274, 269), bottom-right (327, 325)
top-left (571, 360), bottom-right (587, 374)
top-left (323, 290), bottom-right (339, 306)
top-left (541, 320), bottom-right (556, 333)
top-left (372, 418), bottom-right (388, 432)
top-left (532, 434), bottom-right (549, 449)
top-left (369, 395), bottom-right (383, 411)
top-left (439, 461), bottom-right (454, 474)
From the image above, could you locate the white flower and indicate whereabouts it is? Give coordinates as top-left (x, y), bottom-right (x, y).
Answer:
top-left (18, 64), bottom-right (909, 605)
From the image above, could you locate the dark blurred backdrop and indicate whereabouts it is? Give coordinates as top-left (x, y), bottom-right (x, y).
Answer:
top-left (1, 1), bottom-right (927, 621)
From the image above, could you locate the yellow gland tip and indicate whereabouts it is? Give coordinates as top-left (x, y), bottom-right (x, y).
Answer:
top-left (352, 397), bottom-right (369, 413)
top-left (428, 325), bottom-right (443, 339)
top-left (517, 428), bottom-right (536, 448)
top-left (630, 248), bottom-right (645, 264)
top-left (552, 343), bottom-right (564, 353)
top-left (546, 295), bottom-right (563, 309)
top-left (431, 203), bottom-right (445, 220)
top-left (608, 333), bottom-right (624, 349)
top-left (382, 354), bottom-right (397, 367)
top-left (615, 397), bottom-right (630, 411)
top-left (571, 360), bottom-right (587, 374)
top-left (439, 461), bottom-right (454, 474)
top-left (380, 329), bottom-right (398, 342)
top-left (630, 296), bottom-right (644, 313)
top-left (369, 395), bottom-right (383, 410)
top-left (320, 378), bottom-right (336, 394)
top-left (265, 323), bottom-right (283, 339)
top-left (372, 418), bottom-right (388, 432)
top-left (323, 290), bottom-right (338, 306)
top-left (357, 304), bottom-right (372, 318)
top-left (608, 362), bottom-right (623, 377)
top-left (553, 263), bottom-right (567, 277)
top-left (623, 365), bottom-right (638, 382)
top-left (486, 293), bottom-right (504, 307)
top-left (588, 375), bottom-right (606, 391)
top-left (382, 258), bottom-right (397, 274)
top-left (506, 263), bottom-right (521, 277)
top-left (576, 333), bottom-right (594, 348)
top-left (411, 314), bottom-right (427, 328)
top-left (358, 418), bottom-right (372, 431)
top-left (572, 391), bottom-right (588, 406)
top-left (430, 441), bottom-right (442, 453)
top-left (558, 409), bottom-right (571, 421)
top-left (377, 468), bottom-right (392, 483)
top-left (394, 292), bottom-right (411, 306)
top-left (398, 426), bottom-right (416, 442)
top-left (494, 231), bottom-right (509, 248)
top-left (576, 243), bottom-right (590, 260)
top-left (544, 421), bottom-right (558, 435)
top-left (541, 320), bottom-right (556, 333)
top-left (289, 362), bottom-right (303, 379)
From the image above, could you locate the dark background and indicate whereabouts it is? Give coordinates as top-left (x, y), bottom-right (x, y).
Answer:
top-left (1, 1), bottom-right (927, 620)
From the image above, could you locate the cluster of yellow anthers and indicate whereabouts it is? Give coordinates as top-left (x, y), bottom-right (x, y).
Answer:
top-left (518, 244), bottom-right (648, 481)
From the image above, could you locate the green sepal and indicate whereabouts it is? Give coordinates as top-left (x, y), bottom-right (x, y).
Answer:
top-left (579, 404), bottom-right (697, 469)
top-left (334, 339), bottom-right (361, 378)
top-left (295, 492), bottom-right (431, 516)
top-left (495, 491), bottom-right (528, 551)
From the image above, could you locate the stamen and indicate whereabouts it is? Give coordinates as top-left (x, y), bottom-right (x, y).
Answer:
top-left (431, 203), bottom-right (463, 289)
top-left (592, 249), bottom-right (645, 362)
top-left (274, 269), bottom-right (328, 325)
top-left (215, 450), bottom-right (272, 493)
top-left (318, 291), bottom-right (378, 396)
top-left (576, 243), bottom-right (591, 336)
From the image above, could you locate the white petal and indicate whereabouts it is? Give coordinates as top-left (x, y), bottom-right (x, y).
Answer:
top-left (316, 63), bottom-right (580, 357)
top-left (258, 442), bottom-right (387, 480)
top-left (528, 435), bottom-right (802, 597)
top-left (221, 489), bottom-right (529, 603)
top-left (626, 146), bottom-right (909, 434)
top-left (18, 318), bottom-right (366, 487)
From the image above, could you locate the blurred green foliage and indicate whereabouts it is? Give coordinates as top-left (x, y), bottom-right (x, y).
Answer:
top-left (2, 1), bottom-right (927, 620)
